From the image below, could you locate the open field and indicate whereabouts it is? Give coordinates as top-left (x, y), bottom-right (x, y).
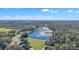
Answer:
top-left (27, 38), bottom-right (46, 50)
top-left (0, 28), bottom-right (12, 32)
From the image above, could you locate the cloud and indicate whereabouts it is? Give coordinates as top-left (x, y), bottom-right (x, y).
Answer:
top-left (63, 9), bottom-right (74, 13)
top-left (0, 16), bottom-right (30, 20)
top-left (0, 15), bottom-right (78, 20)
top-left (75, 11), bottom-right (79, 13)
top-left (67, 10), bottom-right (74, 13)
top-left (37, 15), bottom-right (55, 20)
top-left (41, 9), bottom-right (49, 12)
top-left (50, 9), bottom-right (59, 13)
top-left (41, 9), bottom-right (59, 14)
top-left (0, 15), bottom-right (57, 20)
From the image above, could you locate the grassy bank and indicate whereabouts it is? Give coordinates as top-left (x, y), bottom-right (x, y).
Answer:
top-left (27, 38), bottom-right (46, 50)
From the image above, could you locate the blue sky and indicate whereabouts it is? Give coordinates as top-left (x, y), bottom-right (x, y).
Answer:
top-left (0, 8), bottom-right (79, 20)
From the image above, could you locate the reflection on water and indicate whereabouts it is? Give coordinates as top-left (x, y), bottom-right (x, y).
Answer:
top-left (28, 28), bottom-right (52, 40)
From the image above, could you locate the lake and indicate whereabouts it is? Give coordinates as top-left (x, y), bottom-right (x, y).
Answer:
top-left (28, 28), bottom-right (52, 40)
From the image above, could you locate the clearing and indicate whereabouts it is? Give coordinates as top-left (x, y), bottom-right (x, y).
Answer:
top-left (0, 28), bottom-right (12, 32)
top-left (27, 38), bottom-right (46, 50)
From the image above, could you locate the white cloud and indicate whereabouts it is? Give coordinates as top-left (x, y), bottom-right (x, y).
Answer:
top-left (75, 11), bottom-right (79, 13)
top-left (41, 9), bottom-right (59, 14)
top-left (67, 10), bottom-right (74, 12)
top-left (41, 9), bottom-right (49, 12)
top-left (37, 15), bottom-right (55, 20)
top-left (50, 9), bottom-right (59, 13)
top-left (0, 16), bottom-right (30, 20)
top-left (0, 15), bottom-right (78, 20)
top-left (0, 15), bottom-right (57, 20)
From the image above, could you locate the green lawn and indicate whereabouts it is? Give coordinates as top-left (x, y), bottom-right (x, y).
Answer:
top-left (27, 38), bottom-right (46, 50)
top-left (0, 28), bottom-right (12, 32)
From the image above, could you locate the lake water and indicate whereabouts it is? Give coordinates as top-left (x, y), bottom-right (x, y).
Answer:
top-left (28, 29), bottom-right (50, 40)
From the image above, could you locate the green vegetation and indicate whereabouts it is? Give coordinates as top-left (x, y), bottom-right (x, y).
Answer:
top-left (0, 28), bottom-right (12, 32)
top-left (1, 20), bottom-right (79, 50)
top-left (0, 29), bottom-right (16, 50)
top-left (20, 38), bottom-right (30, 50)
top-left (27, 38), bottom-right (45, 50)
top-left (47, 28), bottom-right (79, 50)
top-left (20, 32), bottom-right (28, 38)
top-left (0, 37), bottom-right (12, 50)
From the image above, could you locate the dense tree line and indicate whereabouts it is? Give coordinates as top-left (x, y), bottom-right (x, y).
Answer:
top-left (46, 28), bottom-right (79, 50)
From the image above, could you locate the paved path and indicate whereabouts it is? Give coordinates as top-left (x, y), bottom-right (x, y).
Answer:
top-left (11, 33), bottom-right (22, 45)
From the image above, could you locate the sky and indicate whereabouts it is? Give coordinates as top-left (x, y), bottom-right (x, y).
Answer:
top-left (0, 8), bottom-right (79, 20)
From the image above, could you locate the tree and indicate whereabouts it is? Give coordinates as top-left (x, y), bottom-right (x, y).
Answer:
top-left (21, 32), bottom-right (28, 38)
top-left (20, 38), bottom-right (30, 50)
top-left (59, 43), bottom-right (75, 50)
top-left (0, 37), bottom-right (12, 50)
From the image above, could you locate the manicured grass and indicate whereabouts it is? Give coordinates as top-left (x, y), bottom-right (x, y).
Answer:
top-left (0, 28), bottom-right (12, 32)
top-left (27, 38), bottom-right (46, 50)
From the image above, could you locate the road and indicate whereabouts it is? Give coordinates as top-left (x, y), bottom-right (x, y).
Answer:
top-left (11, 33), bottom-right (22, 45)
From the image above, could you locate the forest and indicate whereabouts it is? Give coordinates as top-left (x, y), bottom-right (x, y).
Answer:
top-left (0, 20), bottom-right (79, 50)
